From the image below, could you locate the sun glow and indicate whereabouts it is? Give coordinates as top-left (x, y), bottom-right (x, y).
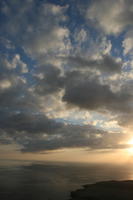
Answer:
top-left (127, 138), bottom-right (133, 154)
top-left (127, 138), bottom-right (133, 145)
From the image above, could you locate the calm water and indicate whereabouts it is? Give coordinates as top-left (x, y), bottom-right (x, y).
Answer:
top-left (0, 160), bottom-right (133, 200)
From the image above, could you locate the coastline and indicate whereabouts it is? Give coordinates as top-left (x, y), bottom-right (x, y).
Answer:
top-left (69, 180), bottom-right (133, 200)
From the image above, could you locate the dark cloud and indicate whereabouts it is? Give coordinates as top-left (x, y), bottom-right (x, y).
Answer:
top-left (34, 53), bottom-right (122, 97)
top-left (0, 112), bottom-right (62, 135)
top-left (61, 55), bottom-right (122, 73)
top-left (20, 124), bottom-right (126, 153)
top-left (0, 106), bottom-right (126, 152)
top-left (0, 54), bottom-right (131, 152)
top-left (34, 64), bottom-right (64, 95)
top-left (63, 71), bottom-right (132, 113)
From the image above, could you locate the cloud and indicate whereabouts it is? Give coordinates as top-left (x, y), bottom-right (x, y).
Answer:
top-left (1, 0), bottom-right (70, 57)
top-left (61, 54), bottom-right (122, 73)
top-left (0, 55), bottom-right (127, 152)
top-left (33, 54), bottom-right (122, 97)
top-left (0, 0), bottom-right (133, 154)
top-left (0, 49), bottom-right (130, 153)
top-left (74, 28), bottom-right (87, 44)
top-left (86, 0), bottom-right (133, 34)
top-left (0, 111), bottom-right (62, 136)
top-left (0, 54), bottom-right (39, 124)
top-left (123, 29), bottom-right (133, 55)
top-left (34, 64), bottom-right (64, 95)
top-left (20, 123), bottom-right (126, 153)
top-left (63, 71), bottom-right (132, 113)
top-left (0, 92), bottom-right (126, 153)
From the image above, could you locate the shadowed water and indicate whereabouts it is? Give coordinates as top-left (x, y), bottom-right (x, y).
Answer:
top-left (0, 160), bottom-right (133, 200)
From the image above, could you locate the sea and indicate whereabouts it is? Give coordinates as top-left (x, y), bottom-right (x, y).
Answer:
top-left (0, 160), bottom-right (133, 200)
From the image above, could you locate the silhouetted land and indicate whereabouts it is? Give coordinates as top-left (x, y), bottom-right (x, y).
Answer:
top-left (69, 180), bottom-right (133, 200)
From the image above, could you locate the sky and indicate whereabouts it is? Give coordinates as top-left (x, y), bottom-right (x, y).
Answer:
top-left (0, 0), bottom-right (133, 163)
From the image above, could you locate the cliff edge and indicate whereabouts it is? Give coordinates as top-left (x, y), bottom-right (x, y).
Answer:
top-left (69, 180), bottom-right (133, 200)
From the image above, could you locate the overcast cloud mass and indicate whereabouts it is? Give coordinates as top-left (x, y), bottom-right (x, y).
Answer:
top-left (0, 0), bottom-right (133, 154)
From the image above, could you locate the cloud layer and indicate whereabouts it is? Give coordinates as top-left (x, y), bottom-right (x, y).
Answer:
top-left (0, 0), bottom-right (133, 153)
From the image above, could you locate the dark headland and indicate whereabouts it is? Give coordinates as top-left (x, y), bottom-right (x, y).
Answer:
top-left (69, 180), bottom-right (133, 200)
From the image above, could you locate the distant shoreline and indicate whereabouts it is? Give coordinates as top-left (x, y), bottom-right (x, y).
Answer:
top-left (69, 180), bottom-right (133, 200)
